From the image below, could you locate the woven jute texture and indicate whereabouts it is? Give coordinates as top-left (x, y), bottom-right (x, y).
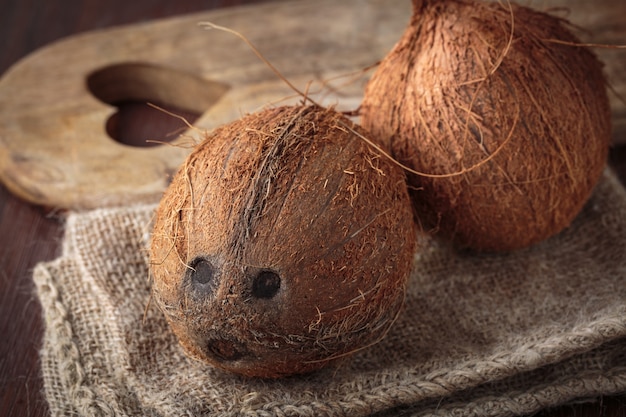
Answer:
top-left (34, 169), bottom-right (626, 417)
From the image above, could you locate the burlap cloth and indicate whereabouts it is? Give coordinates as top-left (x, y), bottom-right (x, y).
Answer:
top-left (34, 168), bottom-right (626, 417)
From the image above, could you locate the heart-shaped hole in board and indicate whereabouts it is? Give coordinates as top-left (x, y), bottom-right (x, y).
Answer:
top-left (87, 62), bottom-right (230, 147)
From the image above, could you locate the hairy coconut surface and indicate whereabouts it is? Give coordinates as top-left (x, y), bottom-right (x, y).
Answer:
top-left (149, 105), bottom-right (417, 378)
top-left (361, 0), bottom-right (612, 251)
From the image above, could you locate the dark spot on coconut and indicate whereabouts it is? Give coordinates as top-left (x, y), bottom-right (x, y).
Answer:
top-left (251, 270), bottom-right (281, 299)
top-left (188, 257), bottom-right (218, 296)
top-left (206, 337), bottom-right (247, 362)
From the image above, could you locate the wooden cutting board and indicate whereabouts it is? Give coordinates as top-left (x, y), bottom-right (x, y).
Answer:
top-left (0, 0), bottom-right (624, 210)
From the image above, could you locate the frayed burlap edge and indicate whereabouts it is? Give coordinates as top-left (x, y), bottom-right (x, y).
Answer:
top-left (34, 169), bottom-right (626, 417)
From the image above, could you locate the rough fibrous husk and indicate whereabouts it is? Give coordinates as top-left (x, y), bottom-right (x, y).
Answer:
top-left (361, 0), bottom-right (612, 251)
top-left (149, 104), bottom-right (417, 378)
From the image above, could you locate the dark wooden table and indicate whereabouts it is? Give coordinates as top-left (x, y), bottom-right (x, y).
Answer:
top-left (0, 1), bottom-right (625, 416)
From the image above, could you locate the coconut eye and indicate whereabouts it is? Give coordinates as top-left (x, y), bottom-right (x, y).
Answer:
top-left (251, 270), bottom-right (281, 299)
top-left (206, 337), bottom-right (248, 362)
top-left (188, 257), bottom-right (218, 295)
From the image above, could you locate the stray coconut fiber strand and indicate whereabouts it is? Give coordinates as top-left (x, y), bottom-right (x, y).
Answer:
top-left (34, 168), bottom-right (626, 417)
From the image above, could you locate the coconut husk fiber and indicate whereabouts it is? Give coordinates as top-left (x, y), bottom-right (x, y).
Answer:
top-left (34, 168), bottom-right (626, 417)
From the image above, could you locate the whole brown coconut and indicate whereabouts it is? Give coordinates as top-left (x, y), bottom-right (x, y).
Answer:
top-left (149, 105), bottom-right (417, 378)
top-left (360, 0), bottom-right (612, 251)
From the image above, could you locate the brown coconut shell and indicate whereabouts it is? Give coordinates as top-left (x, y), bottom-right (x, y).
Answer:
top-left (149, 105), bottom-right (417, 378)
top-left (360, 0), bottom-right (612, 251)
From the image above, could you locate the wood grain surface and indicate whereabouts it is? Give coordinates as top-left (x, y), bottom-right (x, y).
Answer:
top-left (0, 0), bottom-right (625, 210)
top-left (0, 1), bottom-right (625, 416)
top-left (0, 0), bottom-right (413, 209)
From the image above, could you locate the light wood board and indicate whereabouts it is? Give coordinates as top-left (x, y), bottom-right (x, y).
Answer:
top-left (0, 0), bottom-right (624, 209)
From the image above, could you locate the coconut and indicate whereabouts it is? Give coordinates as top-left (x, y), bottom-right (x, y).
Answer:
top-left (360, 0), bottom-right (612, 251)
top-left (149, 104), bottom-right (417, 378)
